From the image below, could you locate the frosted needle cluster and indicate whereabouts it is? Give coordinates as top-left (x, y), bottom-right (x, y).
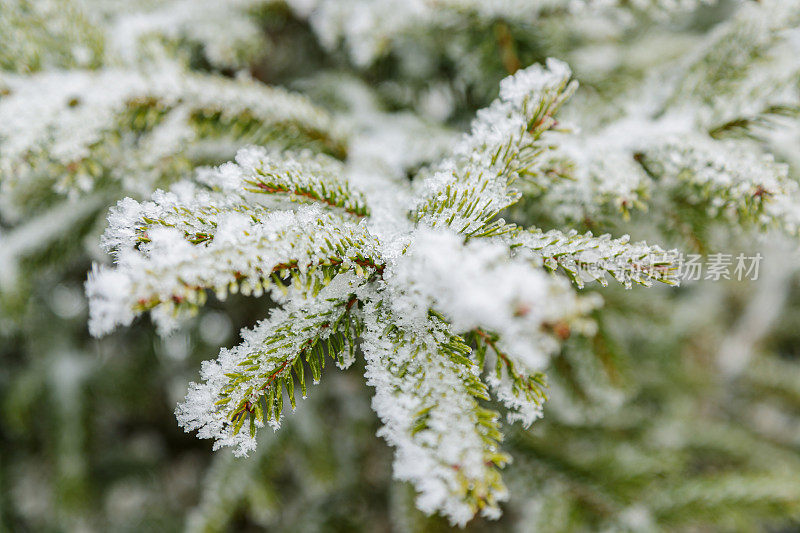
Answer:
top-left (87, 60), bottom-right (680, 525)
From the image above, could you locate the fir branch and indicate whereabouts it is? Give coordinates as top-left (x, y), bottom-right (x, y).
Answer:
top-left (103, 0), bottom-right (272, 70)
top-left (472, 328), bottom-right (549, 427)
top-left (176, 279), bottom-right (364, 457)
top-left (411, 58), bottom-right (577, 238)
top-left (362, 305), bottom-right (509, 526)
top-left (709, 105), bottom-right (800, 141)
top-left (0, 0), bottom-right (104, 72)
top-left (638, 135), bottom-right (800, 235)
top-left (668, 0), bottom-right (800, 133)
top-left (87, 202), bottom-right (381, 336)
top-left (0, 68), bottom-right (346, 220)
top-left (82, 59), bottom-right (687, 527)
top-left (514, 228), bottom-right (681, 289)
top-left (285, 0), bottom-right (722, 70)
top-left (203, 146), bottom-right (369, 218)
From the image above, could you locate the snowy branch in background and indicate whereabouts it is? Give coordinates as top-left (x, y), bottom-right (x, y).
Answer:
top-left (0, 68), bottom-right (345, 221)
top-left (639, 136), bottom-right (800, 234)
top-left (287, 0), bottom-right (721, 68)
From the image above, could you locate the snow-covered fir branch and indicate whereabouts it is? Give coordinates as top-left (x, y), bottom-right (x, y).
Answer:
top-left (412, 58), bottom-right (576, 238)
top-left (102, 0), bottom-right (271, 70)
top-left (638, 135), bottom-right (800, 234)
top-left (361, 304), bottom-right (509, 526)
top-left (204, 146), bottom-right (369, 218)
top-left (514, 0), bottom-right (800, 235)
top-left (515, 229), bottom-right (680, 289)
top-left (0, 0), bottom-right (104, 72)
top-left (86, 60), bottom-right (681, 524)
top-left (0, 0), bottom-right (273, 72)
top-left (5, 0), bottom-right (800, 529)
top-left (176, 273), bottom-right (365, 456)
top-left (669, 0), bottom-right (800, 135)
top-left (88, 200), bottom-right (380, 336)
top-left (0, 67), bottom-right (345, 221)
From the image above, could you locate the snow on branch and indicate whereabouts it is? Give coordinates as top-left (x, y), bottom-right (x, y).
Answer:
top-left (198, 146), bottom-right (369, 218)
top-left (387, 229), bottom-right (598, 372)
top-left (386, 228), bottom-right (600, 427)
top-left (104, 0), bottom-right (271, 70)
top-left (362, 305), bottom-right (508, 526)
top-left (515, 229), bottom-right (681, 289)
top-left (176, 275), bottom-right (364, 457)
top-left (87, 201), bottom-right (381, 336)
top-left (411, 58), bottom-right (576, 238)
top-left (0, 67), bottom-right (345, 220)
top-left (639, 136), bottom-right (800, 235)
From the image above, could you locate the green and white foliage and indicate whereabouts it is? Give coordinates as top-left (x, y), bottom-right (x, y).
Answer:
top-left (0, 0), bottom-right (104, 72)
top-left (6, 0), bottom-right (800, 530)
top-left (0, 68), bottom-right (343, 317)
top-left (670, 0), bottom-right (800, 134)
top-left (516, 229), bottom-right (678, 289)
top-left (0, 0), bottom-right (344, 312)
top-left (638, 136), bottom-right (800, 234)
top-left (283, 0), bottom-right (719, 69)
top-left (0, 68), bottom-right (344, 221)
top-left (512, 0), bottom-right (800, 240)
top-left (87, 60), bottom-right (678, 525)
top-left (0, 0), bottom-right (340, 218)
top-left (100, 0), bottom-right (272, 70)
top-left (0, 0), bottom-right (272, 73)
top-left (411, 59), bottom-right (577, 238)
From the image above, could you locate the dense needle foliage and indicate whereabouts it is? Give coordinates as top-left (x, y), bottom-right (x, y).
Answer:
top-left (2, 0), bottom-right (800, 530)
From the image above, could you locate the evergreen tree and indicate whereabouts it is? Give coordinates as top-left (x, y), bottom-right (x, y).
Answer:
top-left (2, 0), bottom-right (800, 530)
